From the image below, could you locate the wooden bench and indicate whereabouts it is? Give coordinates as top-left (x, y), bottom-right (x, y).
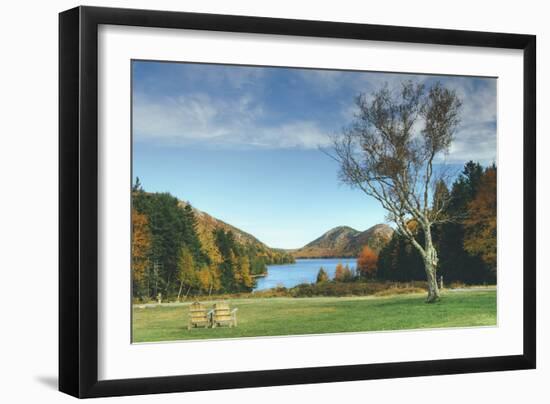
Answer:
top-left (187, 302), bottom-right (212, 330)
top-left (211, 302), bottom-right (238, 328)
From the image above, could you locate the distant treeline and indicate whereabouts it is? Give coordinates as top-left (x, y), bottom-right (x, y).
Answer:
top-left (376, 161), bottom-right (497, 284)
top-left (131, 182), bottom-right (294, 300)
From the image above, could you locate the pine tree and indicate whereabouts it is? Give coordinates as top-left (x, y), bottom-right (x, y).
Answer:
top-left (316, 267), bottom-right (329, 283)
top-left (437, 161), bottom-right (488, 284)
top-left (132, 176), bottom-right (143, 192)
top-left (182, 203), bottom-right (204, 263)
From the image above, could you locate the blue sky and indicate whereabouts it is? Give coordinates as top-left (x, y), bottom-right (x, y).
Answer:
top-left (132, 61), bottom-right (497, 249)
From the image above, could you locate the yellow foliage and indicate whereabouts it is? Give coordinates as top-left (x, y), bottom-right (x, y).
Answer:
top-left (131, 208), bottom-right (151, 284)
top-left (178, 247), bottom-right (196, 286)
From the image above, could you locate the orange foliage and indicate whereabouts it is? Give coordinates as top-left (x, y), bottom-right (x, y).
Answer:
top-left (334, 263), bottom-right (353, 282)
top-left (357, 245), bottom-right (378, 278)
top-left (464, 167), bottom-right (497, 270)
top-left (401, 219), bottom-right (419, 234)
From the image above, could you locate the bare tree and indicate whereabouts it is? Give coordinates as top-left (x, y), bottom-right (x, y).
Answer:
top-left (331, 81), bottom-right (462, 302)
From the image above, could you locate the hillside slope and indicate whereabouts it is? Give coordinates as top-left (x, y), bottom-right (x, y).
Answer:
top-left (179, 201), bottom-right (294, 265)
top-left (292, 224), bottom-right (393, 258)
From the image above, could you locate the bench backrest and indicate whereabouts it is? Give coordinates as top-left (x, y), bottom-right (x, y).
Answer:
top-left (213, 302), bottom-right (232, 323)
top-left (189, 302), bottom-right (208, 323)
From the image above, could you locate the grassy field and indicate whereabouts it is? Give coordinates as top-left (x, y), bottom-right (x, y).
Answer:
top-left (132, 289), bottom-right (496, 343)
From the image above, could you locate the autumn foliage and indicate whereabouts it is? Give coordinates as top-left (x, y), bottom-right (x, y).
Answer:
top-left (316, 268), bottom-right (329, 283)
top-left (131, 180), bottom-right (294, 300)
top-left (131, 208), bottom-right (152, 293)
top-left (357, 245), bottom-right (378, 278)
top-left (376, 162), bottom-right (497, 284)
top-left (334, 263), bottom-right (354, 282)
top-left (464, 166), bottom-right (497, 271)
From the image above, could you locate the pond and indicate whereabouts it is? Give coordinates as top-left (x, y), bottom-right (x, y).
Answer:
top-left (253, 258), bottom-right (358, 291)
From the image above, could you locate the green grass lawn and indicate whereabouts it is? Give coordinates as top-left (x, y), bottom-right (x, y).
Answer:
top-left (132, 289), bottom-right (496, 343)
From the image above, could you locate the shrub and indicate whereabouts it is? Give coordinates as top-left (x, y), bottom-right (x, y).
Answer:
top-left (373, 287), bottom-right (425, 297)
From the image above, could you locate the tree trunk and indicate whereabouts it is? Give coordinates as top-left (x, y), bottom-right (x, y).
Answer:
top-left (423, 244), bottom-right (440, 303)
top-left (164, 274), bottom-right (171, 299)
top-left (184, 286), bottom-right (191, 300)
top-left (177, 280), bottom-right (184, 302)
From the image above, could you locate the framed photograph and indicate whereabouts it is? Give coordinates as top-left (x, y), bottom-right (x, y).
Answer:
top-left (59, 6), bottom-right (536, 398)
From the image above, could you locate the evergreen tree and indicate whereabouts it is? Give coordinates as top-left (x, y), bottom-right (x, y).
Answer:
top-left (376, 161), bottom-right (496, 285)
top-left (181, 203), bottom-right (205, 264)
top-left (436, 161), bottom-right (489, 284)
top-left (316, 267), bottom-right (329, 283)
top-left (132, 176), bottom-right (143, 192)
top-left (132, 188), bottom-right (207, 297)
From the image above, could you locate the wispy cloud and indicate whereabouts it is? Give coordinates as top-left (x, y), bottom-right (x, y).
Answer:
top-left (133, 92), bottom-right (331, 149)
top-left (133, 62), bottom-right (496, 163)
top-left (335, 74), bottom-right (497, 164)
top-left (180, 64), bottom-right (267, 90)
top-left (441, 78), bottom-right (497, 164)
top-left (445, 123), bottom-right (497, 164)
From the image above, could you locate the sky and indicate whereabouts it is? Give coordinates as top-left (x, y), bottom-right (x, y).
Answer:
top-left (132, 61), bottom-right (497, 249)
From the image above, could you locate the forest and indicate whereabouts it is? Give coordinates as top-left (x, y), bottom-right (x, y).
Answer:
top-left (131, 160), bottom-right (496, 301)
top-left (131, 180), bottom-right (295, 300)
top-left (303, 160), bottom-right (497, 296)
top-left (364, 161), bottom-right (497, 285)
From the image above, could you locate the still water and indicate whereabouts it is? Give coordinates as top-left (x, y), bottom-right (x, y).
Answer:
top-left (253, 258), bottom-right (357, 291)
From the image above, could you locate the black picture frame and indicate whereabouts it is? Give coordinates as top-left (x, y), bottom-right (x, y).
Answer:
top-left (59, 5), bottom-right (536, 398)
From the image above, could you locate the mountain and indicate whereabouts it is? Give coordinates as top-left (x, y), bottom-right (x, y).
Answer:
top-left (179, 201), bottom-right (294, 265)
top-left (291, 224), bottom-right (393, 258)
